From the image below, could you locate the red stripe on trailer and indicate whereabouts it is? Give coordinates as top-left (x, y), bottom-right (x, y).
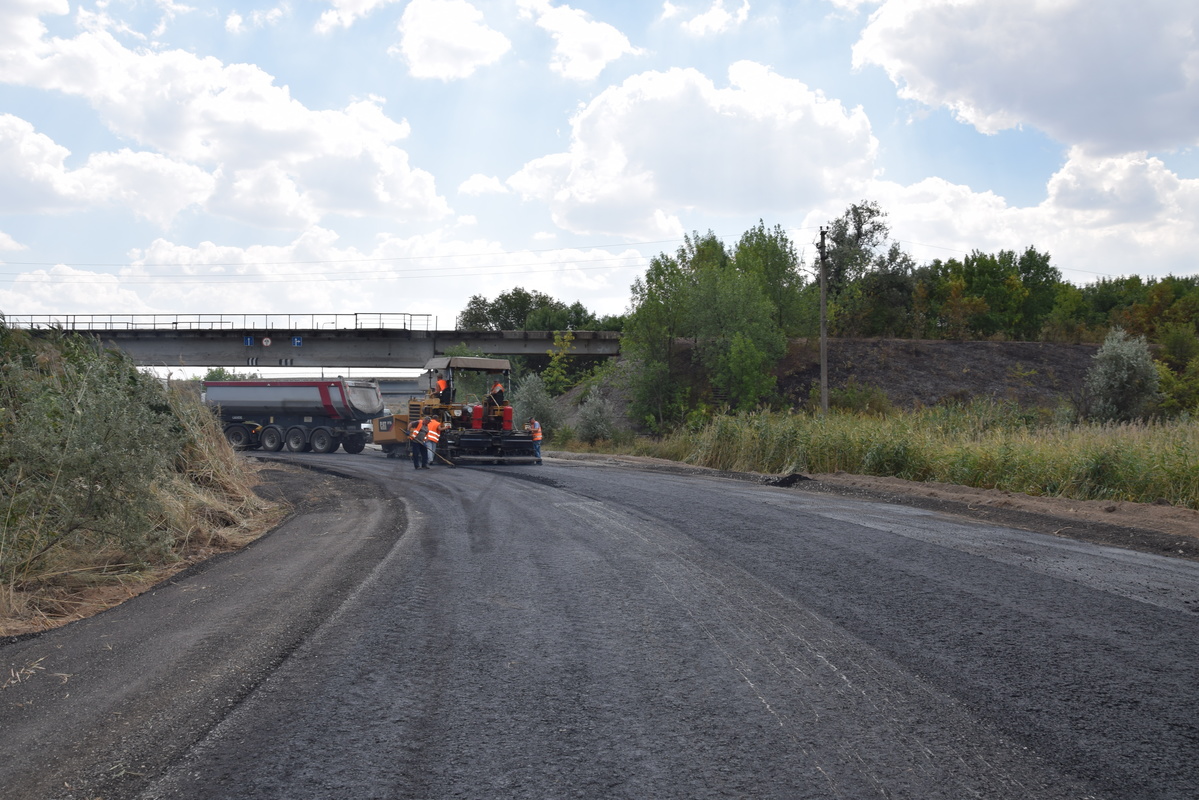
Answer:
top-left (317, 383), bottom-right (341, 418)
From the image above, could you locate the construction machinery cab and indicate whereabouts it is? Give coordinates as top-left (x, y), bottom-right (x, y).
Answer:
top-left (373, 356), bottom-right (539, 465)
top-left (411, 356), bottom-right (513, 429)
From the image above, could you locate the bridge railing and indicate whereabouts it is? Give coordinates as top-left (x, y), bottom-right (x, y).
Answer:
top-left (3, 313), bottom-right (435, 331)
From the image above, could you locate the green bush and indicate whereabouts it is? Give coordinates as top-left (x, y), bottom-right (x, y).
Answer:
top-left (1082, 328), bottom-right (1160, 422)
top-left (511, 373), bottom-right (561, 437)
top-left (577, 395), bottom-right (618, 444)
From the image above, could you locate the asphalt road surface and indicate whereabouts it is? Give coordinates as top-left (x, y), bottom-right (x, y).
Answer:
top-left (3, 453), bottom-right (1198, 799)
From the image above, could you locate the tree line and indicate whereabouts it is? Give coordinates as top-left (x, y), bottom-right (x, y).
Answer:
top-left (457, 201), bottom-right (1199, 428)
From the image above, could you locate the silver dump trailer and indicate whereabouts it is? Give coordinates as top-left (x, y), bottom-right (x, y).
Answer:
top-left (203, 378), bottom-right (384, 454)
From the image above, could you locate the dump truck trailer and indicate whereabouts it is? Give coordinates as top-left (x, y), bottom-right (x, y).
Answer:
top-left (372, 356), bottom-right (538, 465)
top-left (203, 378), bottom-right (384, 454)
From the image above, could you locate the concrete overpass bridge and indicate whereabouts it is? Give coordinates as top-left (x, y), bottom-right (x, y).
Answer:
top-left (7, 313), bottom-right (621, 369)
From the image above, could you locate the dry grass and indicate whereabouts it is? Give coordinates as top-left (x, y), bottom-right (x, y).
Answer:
top-left (569, 402), bottom-right (1199, 510)
top-left (0, 382), bottom-right (289, 637)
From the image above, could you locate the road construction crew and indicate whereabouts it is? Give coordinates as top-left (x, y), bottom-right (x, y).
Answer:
top-left (424, 415), bottom-right (441, 466)
top-left (528, 416), bottom-right (542, 464)
top-left (408, 418), bottom-right (428, 470)
top-left (488, 377), bottom-right (505, 407)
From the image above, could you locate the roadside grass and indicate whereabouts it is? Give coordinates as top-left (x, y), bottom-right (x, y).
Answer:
top-left (559, 401), bottom-right (1199, 510)
top-left (1, 326), bottom-right (284, 635)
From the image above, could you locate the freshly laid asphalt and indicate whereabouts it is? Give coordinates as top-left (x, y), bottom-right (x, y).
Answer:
top-left (2, 452), bottom-right (1197, 799)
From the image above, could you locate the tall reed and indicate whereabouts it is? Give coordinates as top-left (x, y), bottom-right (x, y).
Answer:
top-left (638, 402), bottom-right (1199, 509)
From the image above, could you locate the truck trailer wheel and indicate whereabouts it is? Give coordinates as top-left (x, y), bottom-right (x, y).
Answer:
top-left (285, 428), bottom-right (309, 452)
top-left (223, 424), bottom-right (254, 450)
top-left (342, 435), bottom-right (366, 454)
top-left (260, 427), bottom-right (284, 452)
top-left (310, 428), bottom-right (337, 454)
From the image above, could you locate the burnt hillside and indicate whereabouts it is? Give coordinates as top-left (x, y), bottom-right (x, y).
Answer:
top-left (778, 339), bottom-right (1101, 410)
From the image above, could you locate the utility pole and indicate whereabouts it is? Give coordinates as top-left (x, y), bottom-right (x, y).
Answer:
top-left (818, 227), bottom-right (829, 414)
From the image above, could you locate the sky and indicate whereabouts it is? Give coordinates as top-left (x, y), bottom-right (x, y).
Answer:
top-left (2, 0), bottom-right (1198, 331)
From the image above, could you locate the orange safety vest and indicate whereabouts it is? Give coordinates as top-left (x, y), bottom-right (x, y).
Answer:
top-left (408, 422), bottom-right (424, 441)
top-left (437, 378), bottom-right (447, 392)
top-left (426, 418), bottom-right (441, 443)
top-left (530, 421), bottom-right (542, 441)
top-left (491, 382), bottom-right (504, 394)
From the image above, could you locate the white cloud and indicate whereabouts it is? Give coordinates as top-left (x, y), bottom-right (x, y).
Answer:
top-left (458, 174), bottom-right (509, 195)
top-left (393, 0), bottom-right (511, 80)
top-left (0, 115), bottom-right (212, 225)
top-left (508, 62), bottom-right (877, 237)
top-left (315, 0), bottom-right (397, 33)
top-left (0, 265), bottom-right (156, 316)
top-left (0, 231), bottom-right (26, 251)
top-left (227, 5), bottom-right (289, 33)
top-left (853, 0), bottom-right (1199, 153)
top-left (0, 16), bottom-right (451, 227)
top-left (72, 148), bottom-right (215, 226)
top-left (96, 228), bottom-right (643, 320)
top-left (518, 0), bottom-right (643, 81)
top-left (826, 0), bottom-right (880, 10)
top-left (0, 114), bottom-right (78, 212)
top-left (795, 148), bottom-right (1199, 282)
top-left (206, 164), bottom-right (317, 228)
top-left (680, 0), bottom-right (750, 36)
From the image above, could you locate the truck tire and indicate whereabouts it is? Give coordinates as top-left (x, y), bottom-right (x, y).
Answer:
top-left (223, 424), bottom-right (254, 450)
top-left (310, 428), bottom-right (337, 454)
top-left (260, 427), bottom-right (284, 452)
top-left (285, 427), bottom-right (309, 452)
top-left (342, 435), bottom-right (366, 454)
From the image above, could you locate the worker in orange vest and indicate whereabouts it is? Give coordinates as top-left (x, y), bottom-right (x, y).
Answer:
top-left (424, 415), bottom-right (441, 466)
top-left (488, 377), bottom-right (505, 408)
top-left (527, 415), bottom-right (542, 464)
top-left (408, 418), bottom-right (428, 470)
top-left (436, 372), bottom-right (451, 404)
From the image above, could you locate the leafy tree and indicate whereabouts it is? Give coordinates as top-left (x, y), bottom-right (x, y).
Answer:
top-left (1082, 328), bottom-right (1160, 422)
top-left (455, 287), bottom-right (563, 330)
top-left (822, 200), bottom-right (891, 293)
top-left (625, 252), bottom-right (693, 429)
top-left (690, 263), bottom-right (785, 410)
top-left (941, 276), bottom-right (990, 339)
top-left (835, 246), bottom-right (916, 337)
top-left (734, 220), bottom-right (805, 334)
top-left (526, 301), bottom-right (596, 332)
top-left (541, 330), bottom-right (575, 395)
top-left (1155, 358), bottom-right (1199, 416)
top-left (1013, 246), bottom-right (1062, 339)
top-left (1158, 322), bottom-right (1199, 372)
top-left (1042, 282), bottom-right (1093, 343)
top-left (202, 367), bottom-right (260, 381)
